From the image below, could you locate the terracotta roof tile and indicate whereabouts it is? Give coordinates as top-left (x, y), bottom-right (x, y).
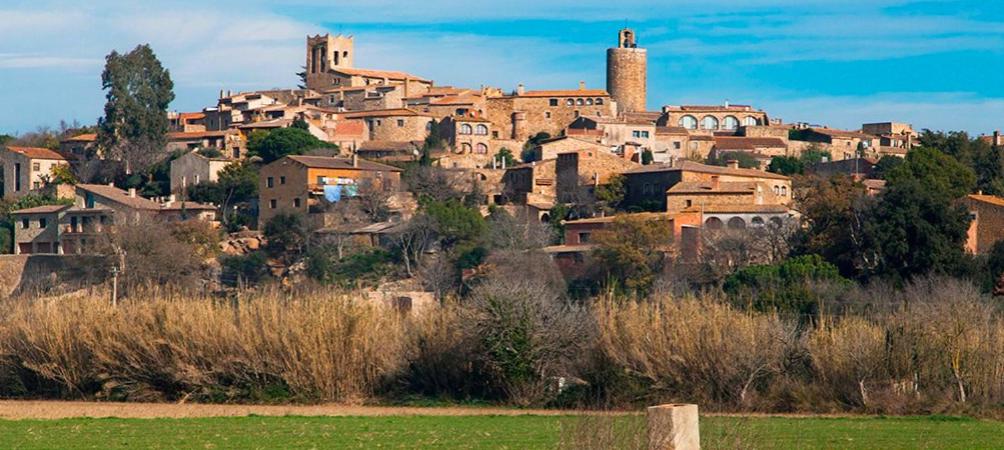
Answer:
top-left (625, 160), bottom-right (790, 180)
top-left (512, 89), bottom-right (610, 98)
top-left (5, 146), bottom-right (67, 160)
top-left (285, 155), bottom-right (403, 172)
top-left (332, 67), bottom-right (429, 82)
top-left (76, 184), bottom-right (162, 210)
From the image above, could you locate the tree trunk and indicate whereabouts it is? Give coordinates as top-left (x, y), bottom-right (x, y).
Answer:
top-left (858, 379), bottom-right (869, 407)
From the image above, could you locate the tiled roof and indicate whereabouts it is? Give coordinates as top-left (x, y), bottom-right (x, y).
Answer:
top-left (167, 130), bottom-right (234, 139)
top-left (5, 146), bottom-right (68, 160)
top-left (968, 194), bottom-right (1004, 208)
top-left (667, 105), bottom-right (755, 112)
top-left (713, 136), bottom-right (787, 150)
top-left (331, 67), bottom-right (429, 82)
top-left (339, 108), bottom-right (427, 119)
top-left (515, 89), bottom-right (610, 98)
top-left (11, 204), bottom-right (70, 214)
top-left (357, 140), bottom-right (422, 152)
top-left (332, 120), bottom-right (365, 135)
top-left (625, 160), bottom-right (790, 180)
top-left (656, 126), bottom-right (689, 135)
top-left (286, 155), bottom-right (403, 172)
top-left (430, 94), bottom-right (482, 105)
top-left (178, 112), bottom-right (205, 121)
top-left (76, 184), bottom-right (162, 210)
top-left (683, 204), bottom-right (793, 214)
top-left (809, 128), bottom-right (874, 139)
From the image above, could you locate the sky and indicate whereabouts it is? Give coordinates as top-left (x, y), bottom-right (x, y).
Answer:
top-left (2, 0), bottom-right (1003, 135)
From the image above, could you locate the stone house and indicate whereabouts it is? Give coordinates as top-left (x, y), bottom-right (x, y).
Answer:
top-left (166, 130), bottom-right (244, 159)
top-left (532, 135), bottom-right (612, 161)
top-left (1, 146), bottom-right (70, 199)
top-left (485, 84), bottom-right (617, 143)
top-left (410, 93), bottom-right (486, 120)
top-left (555, 148), bottom-right (640, 203)
top-left (258, 155), bottom-right (402, 227)
top-left (501, 159), bottom-right (557, 205)
top-left (168, 112), bottom-right (207, 132)
top-left (964, 194), bottom-right (1004, 254)
top-left (712, 137), bottom-right (789, 159)
top-left (339, 108), bottom-right (433, 143)
top-left (691, 204), bottom-right (799, 231)
top-left (566, 115), bottom-right (658, 151)
top-left (75, 183), bottom-right (215, 224)
top-left (658, 104), bottom-right (770, 132)
top-left (354, 140), bottom-right (423, 162)
top-left (789, 128), bottom-right (876, 161)
top-left (325, 120), bottom-right (367, 152)
top-left (59, 133), bottom-right (98, 160)
top-left (623, 160), bottom-right (791, 211)
top-left (862, 122), bottom-right (916, 150)
top-left (440, 115), bottom-right (494, 164)
top-left (10, 204), bottom-right (112, 255)
top-left (170, 151), bottom-right (233, 194)
top-left (665, 177), bottom-right (787, 213)
top-left (305, 34), bottom-right (432, 96)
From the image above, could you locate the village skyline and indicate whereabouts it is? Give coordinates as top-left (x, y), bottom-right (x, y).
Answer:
top-left (3, 0), bottom-right (1004, 134)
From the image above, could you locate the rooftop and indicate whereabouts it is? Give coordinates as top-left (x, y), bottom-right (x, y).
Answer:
top-left (76, 184), bottom-right (163, 210)
top-left (331, 67), bottom-right (429, 82)
top-left (285, 155), bottom-right (403, 172)
top-left (667, 181), bottom-right (761, 195)
top-left (968, 194), bottom-right (1004, 208)
top-left (339, 108), bottom-right (428, 119)
top-left (625, 160), bottom-right (790, 180)
top-left (508, 89), bottom-right (610, 98)
top-left (713, 136), bottom-right (788, 150)
top-left (62, 133), bottom-right (97, 143)
top-left (683, 204), bottom-right (794, 214)
top-left (4, 146), bottom-right (67, 160)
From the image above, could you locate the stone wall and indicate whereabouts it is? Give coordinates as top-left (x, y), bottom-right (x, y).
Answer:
top-left (0, 254), bottom-right (109, 298)
top-left (606, 48), bottom-right (647, 113)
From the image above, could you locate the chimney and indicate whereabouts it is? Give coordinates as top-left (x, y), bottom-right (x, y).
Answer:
top-left (578, 81), bottom-right (586, 90)
top-left (995, 130), bottom-right (1001, 146)
top-left (726, 159), bottom-right (739, 169)
top-left (501, 156), bottom-right (507, 169)
top-left (352, 153), bottom-right (358, 168)
top-left (516, 83), bottom-right (525, 96)
top-left (724, 99), bottom-right (730, 108)
top-left (128, 188), bottom-right (137, 198)
top-left (711, 175), bottom-right (720, 190)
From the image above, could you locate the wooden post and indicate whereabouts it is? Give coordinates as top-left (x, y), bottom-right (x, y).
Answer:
top-left (647, 403), bottom-right (700, 450)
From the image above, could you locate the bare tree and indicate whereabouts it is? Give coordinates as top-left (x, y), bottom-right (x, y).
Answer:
top-left (391, 214), bottom-right (437, 277)
top-left (487, 209), bottom-right (553, 250)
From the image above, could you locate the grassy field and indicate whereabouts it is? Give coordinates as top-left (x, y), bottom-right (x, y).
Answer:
top-left (1, 414), bottom-right (1002, 449)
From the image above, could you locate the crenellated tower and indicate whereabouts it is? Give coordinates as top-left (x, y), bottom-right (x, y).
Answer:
top-left (606, 28), bottom-right (647, 114)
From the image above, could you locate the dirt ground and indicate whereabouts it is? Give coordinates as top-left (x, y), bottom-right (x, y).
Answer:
top-left (0, 400), bottom-right (635, 420)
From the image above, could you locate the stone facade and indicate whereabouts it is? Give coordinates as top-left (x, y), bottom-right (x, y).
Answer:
top-left (666, 179), bottom-right (787, 212)
top-left (340, 109), bottom-right (433, 143)
top-left (555, 148), bottom-right (639, 203)
top-left (485, 85), bottom-right (616, 143)
top-left (258, 155), bottom-right (402, 227)
top-left (441, 116), bottom-right (493, 161)
top-left (10, 205), bottom-right (112, 255)
top-left (964, 194), bottom-right (1004, 254)
top-left (624, 160), bottom-right (791, 211)
top-left (1, 146), bottom-right (69, 199)
top-left (59, 133), bottom-right (97, 160)
top-left (170, 151), bottom-right (233, 194)
top-left (659, 104), bottom-right (770, 132)
top-left (606, 28), bottom-right (647, 114)
top-left (533, 135), bottom-right (611, 161)
top-left (501, 159), bottom-right (557, 204)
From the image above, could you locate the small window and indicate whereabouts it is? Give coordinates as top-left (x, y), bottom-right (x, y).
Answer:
top-left (280, 176), bottom-right (286, 185)
top-left (549, 99), bottom-right (558, 107)
top-left (39, 218), bottom-right (47, 228)
top-left (460, 124), bottom-right (473, 135)
top-left (269, 199), bottom-right (277, 209)
top-left (575, 98), bottom-right (584, 106)
top-left (578, 232), bottom-right (591, 243)
top-left (21, 219), bottom-right (29, 229)
top-left (476, 124), bottom-right (488, 135)
top-left (573, 110), bottom-right (580, 118)
top-left (492, 131), bottom-right (499, 138)
top-left (586, 98), bottom-right (594, 105)
top-left (545, 112), bottom-right (551, 119)
top-left (595, 98), bottom-right (604, 105)
top-left (397, 119), bottom-right (405, 127)
top-left (641, 131), bottom-right (650, 138)
top-left (32, 162), bottom-right (40, 171)
top-left (565, 98), bottom-right (574, 106)
top-left (673, 142), bottom-right (682, 150)
top-left (294, 198), bottom-right (301, 208)
top-left (686, 200), bottom-right (692, 207)
top-left (267, 177), bottom-right (274, 188)
top-left (32, 181), bottom-right (40, 190)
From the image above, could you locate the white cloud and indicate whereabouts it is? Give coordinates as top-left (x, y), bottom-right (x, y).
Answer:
top-left (0, 53), bottom-right (102, 69)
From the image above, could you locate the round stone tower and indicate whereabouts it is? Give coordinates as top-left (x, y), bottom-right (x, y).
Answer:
top-left (606, 28), bottom-right (647, 114)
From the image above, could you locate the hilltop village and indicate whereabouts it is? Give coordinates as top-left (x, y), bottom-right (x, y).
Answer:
top-left (2, 29), bottom-right (1003, 298)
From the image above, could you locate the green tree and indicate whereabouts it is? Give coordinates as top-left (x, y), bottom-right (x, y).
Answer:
top-left (724, 254), bottom-right (850, 316)
top-left (248, 127), bottom-right (337, 163)
top-left (424, 199), bottom-right (486, 250)
top-left (291, 117), bottom-right (310, 130)
top-left (592, 215), bottom-right (673, 295)
top-left (188, 161), bottom-right (259, 228)
top-left (768, 156), bottom-right (804, 175)
top-left (872, 155), bottom-right (904, 180)
top-left (865, 146), bottom-right (976, 281)
top-left (521, 132), bottom-right (551, 162)
top-left (263, 213), bottom-right (308, 264)
top-left (641, 149), bottom-right (654, 165)
top-left (97, 44), bottom-right (174, 174)
top-left (494, 147), bottom-right (517, 167)
top-left (799, 143), bottom-right (832, 165)
top-left (594, 174), bottom-right (626, 212)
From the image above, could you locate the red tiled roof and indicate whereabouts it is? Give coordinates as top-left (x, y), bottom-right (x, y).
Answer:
top-left (332, 120), bottom-right (365, 135)
top-left (285, 155), bottom-right (403, 172)
top-left (76, 184), bottom-right (162, 210)
top-left (167, 130), bottom-right (234, 140)
top-left (968, 194), bottom-right (1004, 208)
top-left (430, 94), bottom-right (482, 106)
top-left (810, 128), bottom-right (874, 139)
top-left (626, 160), bottom-right (790, 180)
top-left (5, 146), bottom-right (67, 160)
top-left (179, 112), bottom-right (205, 121)
top-left (339, 108), bottom-right (427, 119)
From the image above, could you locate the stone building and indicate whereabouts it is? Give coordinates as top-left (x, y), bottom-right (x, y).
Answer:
top-left (710, 136), bottom-right (790, 167)
top-left (665, 177), bottom-right (788, 213)
top-left (339, 108), bottom-right (433, 143)
top-left (59, 133), bottom-right (97, 160)
top-left (170, 151), bottom-right (233, 194)
top-left (690, 204), bottom-right (799, 232)
top-left (258, 155), bottom-right (402, 227)
top-left (485, 83), bottom-right (616, 143)
top-left (10, 204), bottom-right (111, 255)
top-left (501, 158), bottom-right (557, 205)
top-left (623, 160), bottom-right (791, 211)
top-left (74, 183), bottom-right (215, 225)
top-left (354, 141), bottom-right (423, 162)
top-left (862, 122), bottom-right (916, 150)
top-left (658, 104), bottom-right (770, 132)
top-left (964, 194), bottom-right (1004, 254)
top-left (441, 115), bottom-right (493, 161)
top-left (1, 146), bottom-right (69, 199)
top-left (411, 92), bottom-right (486, 120)
top-left (606, 28), bottom-right (647, 114)
top-left (980, 130), bottom-right (1002, 148)
top-left (166, 130), bottom-right (244, 158)
top-left (789, 127), bottom-right (876, 161)
top-left (531, 135), bottom-right (611, 161)
top-left (555, 148), bottom-right (639, 203)
top-left (168, 112), bottom-right (207, 132)
top-left (567, 115), bottom-right (659, 155)
top-left (305, 34), bottom-right (432, 97)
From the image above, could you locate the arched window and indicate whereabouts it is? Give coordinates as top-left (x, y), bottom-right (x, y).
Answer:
top-left (727, 217), bottom-right (746, 229)
top-left (744, 116), bottom-right (759, 126)
top-left (770, 217), bottom-right (784, 228)
top-left (475, 124), bottom-right (488, 135)
top-left (586, 98), bottom-right (594, 105)
top-left (723, 116), bottom-right (739, 130)
top-left (595, 98), bottom-right (604, 105)
top-left (425, 122), bottom-right (433, 132)
top-left (701, 116), bottom-right (719, 130)
top-left (679, 115), bottom-right (698, 130)
top-left (566, 98), bottom-right (574, 106)
top-left (460, 124), bottom-right (472, 135)
top-left (751, 216), bottom-right (765, 227)
top-left (773, 186), bottom-right (780, 195)
top-left (575, 98), bottom-right (584, 106)
top-left (705, 217), bottom-right (723, 230)
top-left (475, 143), bottom-right (488, 154)
top-left (781, 186), bottom-right (788, 196)
top-left (461, 143), bottom-right (472, 153)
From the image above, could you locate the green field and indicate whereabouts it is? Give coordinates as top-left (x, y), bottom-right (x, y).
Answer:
top-left (2, 414), bottom-right (1003, 449)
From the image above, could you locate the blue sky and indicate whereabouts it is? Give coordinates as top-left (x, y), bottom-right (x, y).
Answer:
top-left (2, 0), bottom-right (1003, 135)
